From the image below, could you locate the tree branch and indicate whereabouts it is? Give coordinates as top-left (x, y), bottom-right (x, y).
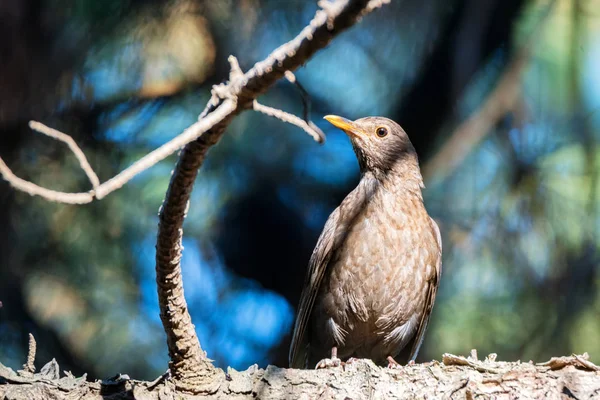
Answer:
top-left (253, 100), bottom-right (325, 143)
top-left (154, 0), bottom-right (389, 393)
top-left (284, 71), bottom-right (312, 125)
top-left (0, 100), bottom-right (238, 204)
top-left (0, 55), bottom-right (323, 204)
top-left (2, 354), bottom-right (600, 399)
top-left (28, 122), bottom-right (99, 189)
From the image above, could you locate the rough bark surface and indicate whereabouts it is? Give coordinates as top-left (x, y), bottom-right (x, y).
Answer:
top-left (1, 355), bottom-right (599, 399)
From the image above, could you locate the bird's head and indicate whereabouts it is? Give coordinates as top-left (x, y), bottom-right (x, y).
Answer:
top-left (324, 115), bottom-right (422, 184)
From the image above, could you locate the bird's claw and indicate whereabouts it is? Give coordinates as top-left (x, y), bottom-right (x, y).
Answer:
top-left (344, 357), bottom-right (360, 365)
top-left (315, 357), bottom-right (342, 369)
top-left (387, 356), bottom-right (401, 369)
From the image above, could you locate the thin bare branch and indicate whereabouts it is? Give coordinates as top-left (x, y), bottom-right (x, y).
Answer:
top-left (0, 158), bottom-right (94, 204)
top-left (284, 71), bottom-right (311, 123)
top-left (1, 99), bottom-right (236, 203)
top-left (283, 70), bottom-right (328, 144)
top-left (94, 99), bottom-right (237, 199)
top-left (253, 100), bottom-right (326, 143)
top-left (27, 121), bottom-right (100, 189)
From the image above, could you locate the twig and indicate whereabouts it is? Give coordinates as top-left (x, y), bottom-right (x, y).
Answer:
top-left (0, 64), bottom-right (327, 203)
top-left (284, 71), bottom-right (310, 123)
top-left (95, 99), bottom-right (237, 199)
top-left (282, 70), bottom-right (327, 143)
top-left (0, 158), bottom-right (94, 204)
top-left (253, 100), bottom-right (326, 143)
top-left (28, 122), bottom-right (100, 189)
top-left (23, 333), bottom-right (36, 374)
top-left (0, 100), bottom-right (237, 204)
top-left (538, 353), bottom-right (600, 371)
top-left (442, 353), bottom-right (502, 374)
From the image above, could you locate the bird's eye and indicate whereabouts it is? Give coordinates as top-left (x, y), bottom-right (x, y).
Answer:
top-left (376, 127), bottom-right (388, 138)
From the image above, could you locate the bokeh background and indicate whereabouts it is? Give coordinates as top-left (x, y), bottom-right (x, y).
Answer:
top-left (1, 0), bottom-right (599, 381)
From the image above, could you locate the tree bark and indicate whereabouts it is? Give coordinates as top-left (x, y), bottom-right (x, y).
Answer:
top-left (2, 354), bottom-right (599, 399)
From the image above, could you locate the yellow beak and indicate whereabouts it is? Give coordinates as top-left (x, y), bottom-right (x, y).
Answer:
top-left (324, 115), bottom-right (358, 136)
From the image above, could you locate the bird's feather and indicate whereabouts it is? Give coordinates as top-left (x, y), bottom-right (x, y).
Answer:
top-left (289, 179), bottom-right (375, 368)
top-left (288, 207), bottom-right (340, 368)
top-left (407, 217), bottom-right (442, 361)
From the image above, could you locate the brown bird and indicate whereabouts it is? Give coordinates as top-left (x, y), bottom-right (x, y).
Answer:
top-left (289, 115), bottom-right (442, 369)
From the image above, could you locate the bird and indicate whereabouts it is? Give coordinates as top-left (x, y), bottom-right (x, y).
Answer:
top-left (289, 115), bottom-right (442, 369)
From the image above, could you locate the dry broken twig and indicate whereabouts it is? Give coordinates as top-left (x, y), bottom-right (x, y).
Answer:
top-left (285, 71), bottom-right (317, 126)
top-left (253, 100), bottom-right (326, 143)
top-left (442, 353), bottom-right (502, 374)
top-left (252, 69), bottom-right (326, 143)
top-left (538, 353), bottom-right (600, 372)
top-left (22, 334), bottom-right (36, 374)
top-left (28, 121), bottom-right (100, 189)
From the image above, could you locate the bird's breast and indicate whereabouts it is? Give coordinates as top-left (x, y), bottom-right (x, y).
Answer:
top-left (315, 188), bottom-right (436, 350)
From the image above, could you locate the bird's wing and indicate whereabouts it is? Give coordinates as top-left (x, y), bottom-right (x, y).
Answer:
top-left (288, 206), bottom-right (341, 368)
top-left (289, 179), bottom-right (374, 368)
top-left (407, 216), bottom-right (442, 362)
